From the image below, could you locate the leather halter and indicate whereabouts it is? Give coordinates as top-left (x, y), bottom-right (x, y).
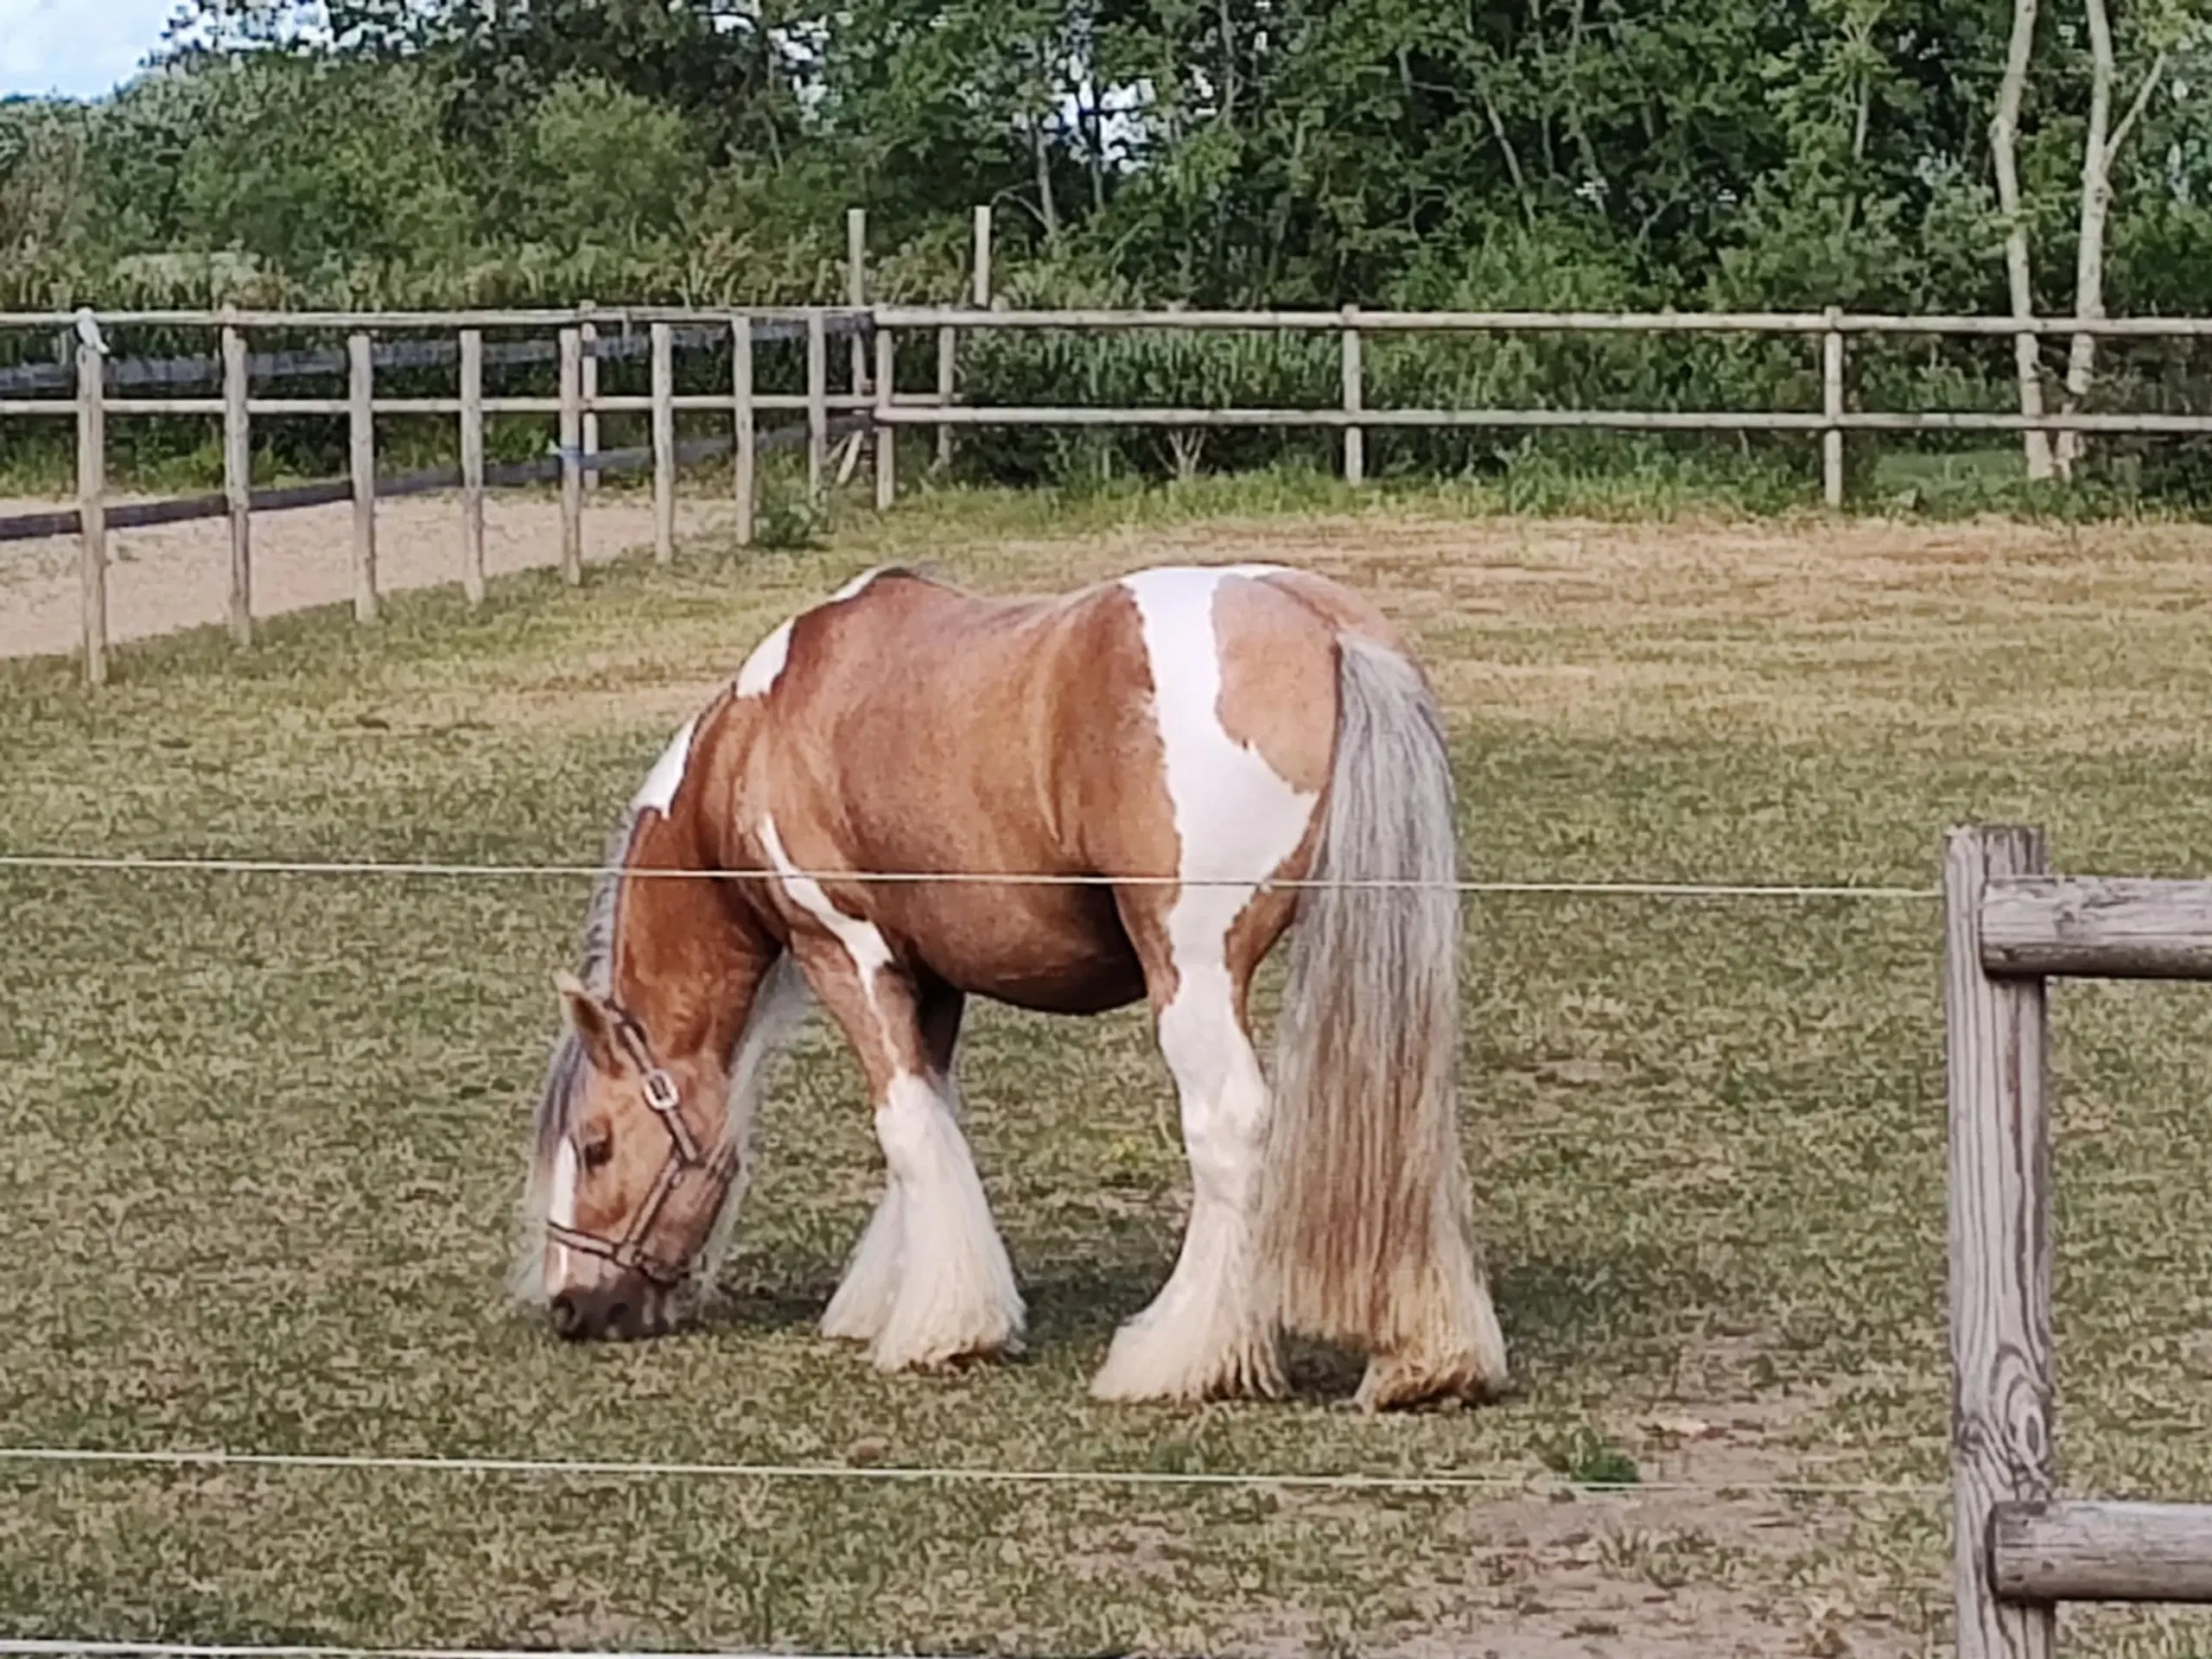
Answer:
top-left (543, 1013), bottom-right (736, 1289)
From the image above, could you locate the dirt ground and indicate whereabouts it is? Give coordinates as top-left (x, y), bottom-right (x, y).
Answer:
top-left (0, 487), bottom-right (741, 660)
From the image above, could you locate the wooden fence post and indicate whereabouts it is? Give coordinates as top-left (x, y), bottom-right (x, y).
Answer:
top-left (934, 203), bottom-right (992, 474)
top-left (733, 314), bottom-right (755, 549)
top-left (1823, 307), bottom-right (1847, 509)
top-left (1946, 823), bottom-right (2057, 1659)
top-left (558, 327), bottom-right (583, 585)
top-left (579, 303), bottom-right (600, 494)
top-left (848, 207), bottom-right (869, 394)
top-left (652, 321), bottom-right (676, 564)
top-left (348, 331), bottom-right (378, 623)
top-left (973, 204), bottom-right (993, 310)
top-left (74, 310), bottom-right (107, 687)
top-left (459, 329), bottom-right (486, 607)
top-left (1342, 305), bottom-right (1365, 486)
top-left (221, 321), bottom-right (251, 645)
top-left (806, 309), bottom-right (829, 503)
top-left (875, 324), bottom-right (897, 510)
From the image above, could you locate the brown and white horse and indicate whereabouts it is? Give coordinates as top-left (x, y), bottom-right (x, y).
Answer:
top-left (516, 563), bottom-right (1506, 1408)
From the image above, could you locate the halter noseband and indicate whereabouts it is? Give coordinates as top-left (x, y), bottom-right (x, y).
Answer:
top-left (544, 1014), bottom-right (736, 1289)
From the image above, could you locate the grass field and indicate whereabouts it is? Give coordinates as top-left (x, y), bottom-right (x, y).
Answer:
top-left (5, 483), bottom-right (2212, 1657)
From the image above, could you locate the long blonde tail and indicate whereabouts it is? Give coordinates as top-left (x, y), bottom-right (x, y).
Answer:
top-left (1258, 636), bottom-right (1507, 1408)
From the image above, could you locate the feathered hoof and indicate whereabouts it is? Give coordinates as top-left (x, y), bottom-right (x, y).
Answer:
top-left (864, 1312), bottom-right (1026, 1374)
top-left (1088, 1320), bottom-right (1287, 1405)
top-left (1352, 1345), bottom-right (1509, 1412)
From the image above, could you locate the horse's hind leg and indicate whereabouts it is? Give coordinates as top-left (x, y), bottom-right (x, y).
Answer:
top-left (803, 949), bottom-right (1024, 1370)
top-left (1090, 909), bottom-right (1286, 1403)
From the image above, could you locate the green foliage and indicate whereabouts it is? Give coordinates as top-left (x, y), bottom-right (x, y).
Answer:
top-left (1542, 1426), bottom-right (1642, 1489)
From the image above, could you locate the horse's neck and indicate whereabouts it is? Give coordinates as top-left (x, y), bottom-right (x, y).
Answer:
top-left (611, 701), bottom-right (772, 1061)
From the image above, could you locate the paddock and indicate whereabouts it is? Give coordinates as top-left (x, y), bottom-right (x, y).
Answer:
top-left (4, 503), bottom-right (2212, 1656)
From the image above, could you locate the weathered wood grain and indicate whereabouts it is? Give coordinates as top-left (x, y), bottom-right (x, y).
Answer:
top-left (1982, 876), bottom-right (2212, 980)
top-left (1946, 826), bottom-right (2056, 1659)
top-left (1996, 1501), bottom-right (2212, 1602)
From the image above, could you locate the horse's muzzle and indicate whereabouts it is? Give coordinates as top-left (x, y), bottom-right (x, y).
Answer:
top-left (549, 1279), bottom-right (668, 1342)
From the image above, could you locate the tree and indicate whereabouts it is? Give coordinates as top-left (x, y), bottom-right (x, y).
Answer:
top-left (1993, 0), bottom-right (2057, 480)
top-left (2056, 0), bottom-right (2193, 476)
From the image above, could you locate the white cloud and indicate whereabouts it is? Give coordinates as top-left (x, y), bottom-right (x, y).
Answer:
top-left (0, 0), bottom-right (178, 100)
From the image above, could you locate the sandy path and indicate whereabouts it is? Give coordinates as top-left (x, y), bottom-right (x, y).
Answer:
top-left (0, 490), bottom-right (739, 661)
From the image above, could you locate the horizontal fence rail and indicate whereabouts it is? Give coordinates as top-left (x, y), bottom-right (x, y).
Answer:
top-left (879, 305), bottom-right (2212, 338)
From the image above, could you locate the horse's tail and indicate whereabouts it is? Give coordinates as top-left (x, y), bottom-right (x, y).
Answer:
top-left (1258, 634), bottom-right (1507, 1408)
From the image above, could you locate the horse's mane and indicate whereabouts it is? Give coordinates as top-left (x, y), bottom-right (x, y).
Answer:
top-left (531, 806), bottom-right (639, 1158)
top-left (512, 804), bottom-right (645, 1302)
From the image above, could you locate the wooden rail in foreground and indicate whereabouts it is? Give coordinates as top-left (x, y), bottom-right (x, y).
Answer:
top-left (1946, 826), bottom-right (2212, 1658)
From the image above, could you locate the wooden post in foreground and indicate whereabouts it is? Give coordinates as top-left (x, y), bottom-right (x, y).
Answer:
top-left (1822, 307), bottom-right (1847, 509)
top-left (732, 314), bottom-right (755, 548)
top-left (806, 309), bottom-right (828, 503)
top-left (1946, 824), bottom-right (2056, 1659)
top-left (1341, 305), bottom-right (1365, 486)
top-left (558, 327), bottom-right (583, 585)
top-left (652, 321), bottom-right (676, 564)
top-left (874, 324), bottom-right (897, 510)
top-left (459, 329), bottom-right (486, 607)
top-left (221, 321), bottom-right (252, 645)
top-left (74, 310), bottom-right (107, 687)
top-left (348, 331), bottom-right (378, 623)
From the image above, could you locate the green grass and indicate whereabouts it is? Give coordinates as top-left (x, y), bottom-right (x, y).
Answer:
top-left (5, 493), bottom-right (2212, 1654)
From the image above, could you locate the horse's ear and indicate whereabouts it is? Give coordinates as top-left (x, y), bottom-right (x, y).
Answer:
top-left (553, 969), bottom-right (622, 1073)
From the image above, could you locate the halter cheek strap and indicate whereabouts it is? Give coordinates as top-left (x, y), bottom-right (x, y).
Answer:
top-left (544, 1017), bottom-right (733, 1288)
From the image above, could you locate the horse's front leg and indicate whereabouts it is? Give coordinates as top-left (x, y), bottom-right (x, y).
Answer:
top-left (797, 939), bottom-right (1025, 1371)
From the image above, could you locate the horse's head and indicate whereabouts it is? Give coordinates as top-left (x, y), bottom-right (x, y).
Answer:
top-left (528, 969), bottom-right (739, 1342)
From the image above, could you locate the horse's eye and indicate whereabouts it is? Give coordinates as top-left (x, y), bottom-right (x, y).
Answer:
top-left (580, 1132), bottom-right (613, 1171)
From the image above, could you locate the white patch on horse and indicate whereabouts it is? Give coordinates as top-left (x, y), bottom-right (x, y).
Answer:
top-left (829, 567), bottom-right (885, 604)
top-left (734, 620), bottom-right (793, 699)
top-left (546, 1139), bottom-right (581, 1291)
top-left (759, 814), bottom-right (893, 1007)
top-left (632, 715), bottom-right (701, 816)
top-left (1091, 565), bottom-right (1318, 1401)
top-left (860, 1071), bottom-right (1023, 1370)
top-left (1120, 567), bottom-right (1318, 971)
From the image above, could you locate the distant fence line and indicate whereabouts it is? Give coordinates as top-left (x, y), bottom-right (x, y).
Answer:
top-left (0, 315), bottom-right (861, 397)
top-left (2, 206), bottom-right (2207, 684)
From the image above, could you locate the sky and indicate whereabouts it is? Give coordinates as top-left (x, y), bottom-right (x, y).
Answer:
top-left (0, 0), bottom-right (176, 99)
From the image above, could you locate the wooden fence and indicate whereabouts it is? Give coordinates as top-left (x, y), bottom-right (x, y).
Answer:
top-left (1946, 825), bottom-right (2212, 1657)
top-left (5, 238), bottom-right (2211, 683)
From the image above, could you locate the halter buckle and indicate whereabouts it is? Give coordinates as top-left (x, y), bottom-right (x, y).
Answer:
top-left (642, 1067), bottom-right (681, 1118)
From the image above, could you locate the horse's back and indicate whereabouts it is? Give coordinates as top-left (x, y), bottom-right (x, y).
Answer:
top-left (732, 563), bottom-right (1377, 1011)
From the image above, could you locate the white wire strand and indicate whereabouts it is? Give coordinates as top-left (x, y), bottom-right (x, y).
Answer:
top-left (0, 852), bottom-right (1939, 900)
top-left (0, 1443), bottom-right (1943, 1501)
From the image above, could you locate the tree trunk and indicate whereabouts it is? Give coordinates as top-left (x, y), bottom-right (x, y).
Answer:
top-left (1031, 110), bottom-right (1061, 243)
top-left (1991, 0), bottom-right (2054, 481)
top-left (2059, 0), bottom-right (2167, 478)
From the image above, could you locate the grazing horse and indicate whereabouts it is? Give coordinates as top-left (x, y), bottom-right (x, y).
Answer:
top-left (515, 563), bottom-right (1507, 1408)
